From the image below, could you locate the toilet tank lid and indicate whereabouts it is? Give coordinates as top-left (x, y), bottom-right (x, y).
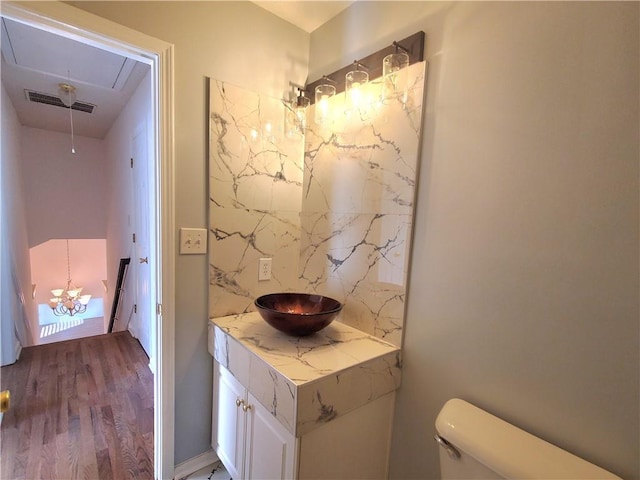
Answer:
top-left (435, 398), bottom-right (621, 480)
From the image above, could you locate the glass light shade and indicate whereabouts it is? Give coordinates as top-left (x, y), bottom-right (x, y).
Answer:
top-left (345, 70), bottom-right (369, 110)
top-left (294, 95), bottom-right (310, 132)
top-left (51, 288), bottom-right (64, 297)
top-left (67, 288), bottom-right (82, 298)
top-left (382, 52), bottom-right (409, 103)
top-left (314, 84), bottom-right (336, 125)
top-left (49, 298), bottom-right (60, 308)
top-left (79, 294), bottom-right (92, 306)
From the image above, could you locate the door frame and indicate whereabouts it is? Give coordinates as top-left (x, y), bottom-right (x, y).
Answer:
top-left (0, 1), bottom-right (176, 478)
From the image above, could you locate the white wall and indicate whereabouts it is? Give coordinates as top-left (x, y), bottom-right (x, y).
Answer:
top-left (21, 127), bottom-right (107, 247)
top-left (1, 81), bottom-right (34, 363)
top-left (30, 238), bottom-right (107, 322)
top-left (69, 0), bottom-right (310, 463)
top-left (103, 68), bottom-right (151, 337)
top-left (310, 2), bottom-right (639, 479)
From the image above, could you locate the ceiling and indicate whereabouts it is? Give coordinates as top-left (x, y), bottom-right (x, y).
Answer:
top-left (252, 1), bottom-right (354, 33)
top-left (1, 17), bottom-right (149, 139)
top-left (0, 2), bottom-right (353, 139)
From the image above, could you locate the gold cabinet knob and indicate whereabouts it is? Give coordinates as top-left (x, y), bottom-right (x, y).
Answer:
top-left (0, 390), bottom-right (10, 413)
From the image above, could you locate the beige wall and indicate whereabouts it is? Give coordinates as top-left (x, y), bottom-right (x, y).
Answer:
top-left (64, 1), bottom-right (639, 477)
top-left (68, 0), bottom-right (310, 463)
top-left (1, 82), bottom-right (34, 362)
top-left (310, 2), bottom-right (639, 479)
top-left (20, 127), bottom-right (107, 247)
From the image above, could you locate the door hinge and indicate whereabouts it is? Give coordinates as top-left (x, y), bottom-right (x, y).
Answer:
top-left (157, 303), bottom-right (162, 315)
top-left (133, 233), bottom-right (136, 243)
top-left (130, 157), bottom-right (134, 168)
top-left (134, 304), bottom-right (137, 313)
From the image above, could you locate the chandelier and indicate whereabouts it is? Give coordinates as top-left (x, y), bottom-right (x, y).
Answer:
top-left (48, 240), bottom-right (91, 316)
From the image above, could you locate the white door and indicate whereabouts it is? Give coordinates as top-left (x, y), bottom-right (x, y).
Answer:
top-left (131, 123), bottom-right (152, 360)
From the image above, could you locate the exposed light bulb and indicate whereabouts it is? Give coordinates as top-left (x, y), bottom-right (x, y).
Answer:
top-left (345, 66), bottom-right (369, 113)
top-left (314, 82), bottom-right (336, 125)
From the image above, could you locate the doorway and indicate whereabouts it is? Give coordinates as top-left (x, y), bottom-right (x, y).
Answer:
top-left (0, 2), bottom-right (175, 477)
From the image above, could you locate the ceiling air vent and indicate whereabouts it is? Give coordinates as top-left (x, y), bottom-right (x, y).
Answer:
top-left (25, 90), bottom-right (95, 114)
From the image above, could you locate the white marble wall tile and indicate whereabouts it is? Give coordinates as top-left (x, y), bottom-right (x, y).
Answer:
top-left (298, 212), bottom-right (411, 345)
top-left (209, 62), bottom-right (425, 345)
top-left (303, 63), bottom-right (425, 217)
top-left (209, 205), bottom-right (300, 317)
top-left (296, 62), bottom-right (425, 347)
top-left (209, 80), bottom-right (304, 211)
top-left (209, 79), bottom-right (305, 318)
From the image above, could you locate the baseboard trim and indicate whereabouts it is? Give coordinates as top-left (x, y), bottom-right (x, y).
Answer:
top-left (173, 449), bottom-right (218, 480)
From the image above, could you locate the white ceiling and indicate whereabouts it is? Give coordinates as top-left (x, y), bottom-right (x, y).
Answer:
top-left (0, 2), bottom-right (353, 139)
top-left (1, 17), bottom-right (149, 139)
top-left (252, 1), bottom-right (354, 33)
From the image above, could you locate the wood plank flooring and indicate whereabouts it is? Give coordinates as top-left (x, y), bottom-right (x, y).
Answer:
top-left (0, 332), bottom-right (153, 480)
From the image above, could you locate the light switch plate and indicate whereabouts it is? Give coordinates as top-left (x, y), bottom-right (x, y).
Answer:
top-left (180, 228), bottom-right (207, 254)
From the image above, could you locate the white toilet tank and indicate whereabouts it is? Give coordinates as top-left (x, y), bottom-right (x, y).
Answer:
top-left (435, 398), bottom-right (621, 479)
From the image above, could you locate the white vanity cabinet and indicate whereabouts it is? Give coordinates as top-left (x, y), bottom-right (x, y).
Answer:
top-left (213, 362), bottom-right (297, 480)
top-left (209, 313), bottom-right (402, 479)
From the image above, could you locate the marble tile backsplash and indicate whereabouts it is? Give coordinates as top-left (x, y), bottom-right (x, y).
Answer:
top-left (209, 62), bottom-right (426, 347)
top-left (208, 80), bottom-right (304, 315)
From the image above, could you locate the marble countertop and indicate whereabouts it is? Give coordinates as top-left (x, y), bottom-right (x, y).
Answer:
top-left (209, 312), bottom-right (402, 436)
top-left (211, 312), bottom-right (399, 386)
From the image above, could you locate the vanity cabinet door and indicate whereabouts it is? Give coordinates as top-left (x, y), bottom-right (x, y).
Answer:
top-left (213, 362), bottom-right (298, 479)
top-left (214, 363), bottom-right (246, 480)
top-left (244, 392), bottom-right (297, 480)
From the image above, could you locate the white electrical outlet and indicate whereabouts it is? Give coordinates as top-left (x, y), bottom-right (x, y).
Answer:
top-left (259, 257), bottom-right (272, 281)
top-left (179, 228), bottom-right (207, 254)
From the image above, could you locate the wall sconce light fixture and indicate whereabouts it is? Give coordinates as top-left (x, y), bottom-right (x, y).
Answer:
top-left (296, 31), bottom-right (424, 123)
top-left (345, 61), bottom-right (369, 111)
top-left (285, 86), bottom-right (310, 136)
top-left (314, 76), bottom-right (336, 125)
top-left (382, 41), bottom-right (410, 103)
top-left (294, 88), bottom-right (310, 132)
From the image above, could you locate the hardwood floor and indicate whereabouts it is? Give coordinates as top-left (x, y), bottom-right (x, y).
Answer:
top-left (0, 332), bottom-right (153, 479)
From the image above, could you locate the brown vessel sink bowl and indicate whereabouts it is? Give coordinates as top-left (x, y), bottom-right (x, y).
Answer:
top-left (255, 293), bottom-right (343, 336)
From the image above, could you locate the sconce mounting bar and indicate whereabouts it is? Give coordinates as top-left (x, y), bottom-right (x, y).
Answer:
top-left (305, 31), bottom-right (425, 105)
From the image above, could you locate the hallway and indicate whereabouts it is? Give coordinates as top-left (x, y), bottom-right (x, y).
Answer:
top-left (0, 331), bottom-right (153, 479)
